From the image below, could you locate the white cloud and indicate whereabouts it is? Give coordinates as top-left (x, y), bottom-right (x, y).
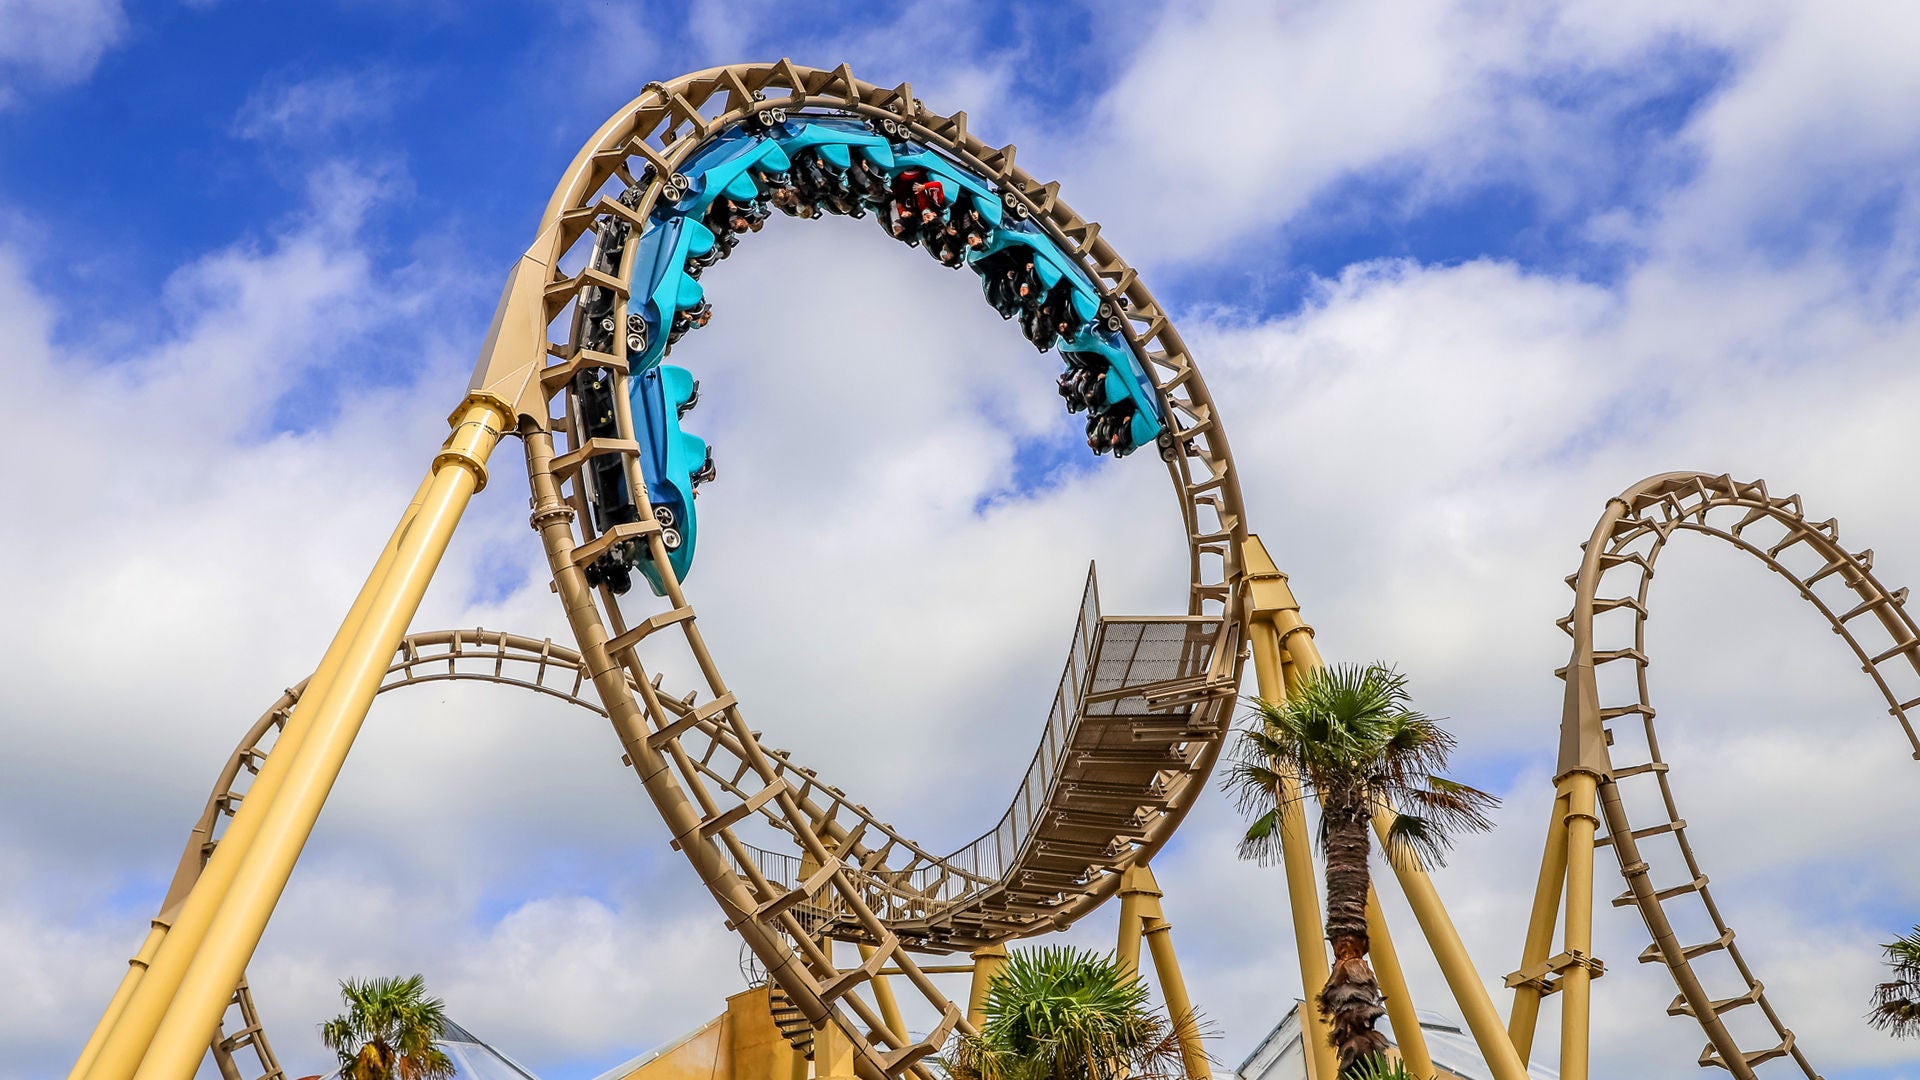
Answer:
top-left (232, 69), bottom-right (404, 143)
top-left (1064, 0), bottom-right (1920, 271)
top-left (0, 0), bottom-right (124, 105)
top-left (1651, 2), bottom-right (1920, 267)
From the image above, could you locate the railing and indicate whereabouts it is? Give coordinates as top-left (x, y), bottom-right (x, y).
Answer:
top-left (726, 563), bottom-right (1229, 931)
top-left (927, 565), bottom-right (1102, 890)
top-left (732, 567), bottom-right (1107, 917)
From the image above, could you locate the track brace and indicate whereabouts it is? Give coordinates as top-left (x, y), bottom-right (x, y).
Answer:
top-left (1503, 950), bottom-right (1606, 996)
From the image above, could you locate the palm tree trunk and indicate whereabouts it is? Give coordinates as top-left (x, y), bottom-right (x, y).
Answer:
top-left (1320, 806), bottom-right (1388, 1074)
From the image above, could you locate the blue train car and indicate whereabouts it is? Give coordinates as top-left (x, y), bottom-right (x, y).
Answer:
top-left (629, 363), bottom-right (711, 595)
top-left (576, 112), bottom-right (1169, 596)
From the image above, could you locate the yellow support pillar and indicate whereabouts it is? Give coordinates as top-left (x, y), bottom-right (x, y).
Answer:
top-left (967, 944), bottom-right (1007, 1031)
top-left (121, 397), bottom-right (512, 1080)
top-left (1132, 876), bottom-right (1213, 1080)
top-left (1548, 503), bottom-right (1620, 1080)
top-left (1115, 864), bottom-right (1153, 980)
top-left (857, 943), bottom-right (907, 1046)
top-left (1366, 889), bottom-right (1433, 1080)
top-left (1557, 772), bottom-right (1600, 1080)
top-left (1507, 793), bottom-right (1571, 1064)
top-left (1253, 535), bottom-right (1515, 1079)
top-left (1243, 537), bottom-right (1335, 1080)
top-left (1373, 811), bottom-right (1528, 1080)
top-left (79, 471), bottom-right (438, 1080)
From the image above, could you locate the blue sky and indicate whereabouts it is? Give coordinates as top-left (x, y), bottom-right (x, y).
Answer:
top-left (6, 3), bottom-right (1920, 1080)
top-left (0, 2), bottom-right (1748, 360)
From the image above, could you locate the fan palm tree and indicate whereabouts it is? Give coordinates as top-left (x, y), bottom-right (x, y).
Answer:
top-left (946, 946), bottom-right (1192, 1080)
top-left (318, 974), bottom-right (455, 1080)
top-left (1870, 926), bottom-right (1920, 1037)
top-left (1225, 664), bottom-right (1497, 1076)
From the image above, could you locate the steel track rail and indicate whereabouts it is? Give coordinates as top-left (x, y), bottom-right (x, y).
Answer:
top-left (515, 61), bottom-right (1251, 1080)
top-left (156, 629), bottom-right (986, 1077)
top-left (171, 607), bottom-right (1230, 1074)
top-left (1560, 472), bottom-right (1920, 1078)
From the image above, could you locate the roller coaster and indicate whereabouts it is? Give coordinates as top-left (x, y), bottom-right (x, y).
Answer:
top-left (61, 61), bottom-right (1920, 1080)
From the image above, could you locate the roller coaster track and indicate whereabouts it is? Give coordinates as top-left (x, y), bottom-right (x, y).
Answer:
top-left (111, 61), bottom-right (1247, 1080)
top-left (499, 60), bottom-right (1248, 1080)
top-left (162, 627), bottom-right (965, 1079)
top-left (174, 601), bottom-right (1228, 1073)
top-left (1558, 471), bottom-right (1920, 1078)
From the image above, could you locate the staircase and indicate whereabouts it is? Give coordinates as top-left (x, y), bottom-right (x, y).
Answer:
top-left (768, 987), bottom-right (815, 1060)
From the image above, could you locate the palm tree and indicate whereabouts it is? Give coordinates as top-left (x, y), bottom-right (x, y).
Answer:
top-left (318, 974), bottom-right (455, 1080)
top-left (946, 946), bottom-right (1191, 1080)
top-left (1225, 664), bottom-right (1497, 1076)
top-left (1870, 927), bottom-right (1920, 1037)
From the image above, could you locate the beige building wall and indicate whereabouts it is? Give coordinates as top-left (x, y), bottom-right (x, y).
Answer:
top-left (605, 987), bottom-right (800, 1080)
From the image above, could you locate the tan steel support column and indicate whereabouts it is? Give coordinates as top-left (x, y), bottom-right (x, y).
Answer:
top-left (1373, 811), bottom-right (1528, 1080)
top-left (1139, 904), bottom-right (1213, 1080)
top-left (1115, 864), bottom-right (1154, 980)
top-left (1507, 793), bottom-right (1570, 1065)
top-left (1120, 864), bottom-right (1212, 1079)
top-left (1366, 889), bottom-right (1433, 1080)
top-left (1243, 537), bottom-right (1337, 1080)
top-left (79, 471), bottom-right (439, 1080)
top-left (1557, 772), bottom-right (1599, 1080)
top-left (856, 943), bottom-right (907, 1046)
top-left (967, 944), bottom-right (1006, 1031)
top-left (1549, 500), bottom-right (1626, 1080)
top-left (122, 397), bottom-right (512, 1080)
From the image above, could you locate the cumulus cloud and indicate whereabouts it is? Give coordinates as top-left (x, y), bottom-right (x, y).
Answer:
top-left (1068, 0), bottom-right (1815, 267)
top-left (1650, 2), bottom-right (1920, 267)
top-left (0, 0), bottom-right (124, 106)
top-left (232, 69), bottom-right (407, 143)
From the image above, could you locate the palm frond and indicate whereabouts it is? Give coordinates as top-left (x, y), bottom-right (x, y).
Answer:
top-left (1228, 664), bottom-right (1496, 874)
top-left (1885, 928), bottom-right (1920, 983)
top-left (396, 1045), bottom-right (456, 1080)
top-left (1377, 778), bottom-right (1497, 868)
top-left (947, 946), bottom-right (1203, 1080)
top-left (1871, 927), bottom-right (1920, 1039)
top-left (1346, 1053), bottom-right (1426, 1080)
top-left (1223, 708), bottom-right (1320, 866)
top-left (320, 1016), bottom-right (360, 1065)
top-left (1869, 983), bottom-right (1920, 1038)
top-left (1380, 812), bottom-right (1448, 871)
top-left (319, 973), bottom-right (454, 1080)
top-left (1237, 807), bottom-right (1282, 863)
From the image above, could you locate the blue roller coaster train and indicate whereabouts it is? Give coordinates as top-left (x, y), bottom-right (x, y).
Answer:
top-left (573, 109), bottom-right (1170, 596)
